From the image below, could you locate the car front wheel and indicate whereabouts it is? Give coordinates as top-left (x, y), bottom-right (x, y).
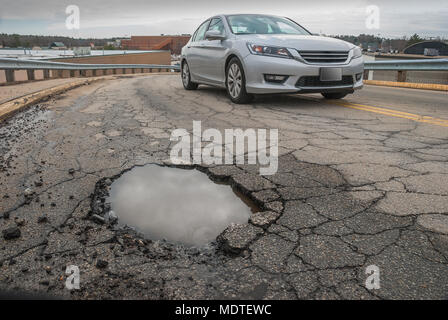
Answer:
top-left (226, 58), bottom-right (253, 104)
top-left (182, 61), bottom-right (198, 90)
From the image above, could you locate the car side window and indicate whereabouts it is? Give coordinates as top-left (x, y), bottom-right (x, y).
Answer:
top-left (191, 30), bottom-right (198, 42)
top-left (208, 18), bottom-right (225, 34)
top-left (193, 20), bottom-right (210, 42)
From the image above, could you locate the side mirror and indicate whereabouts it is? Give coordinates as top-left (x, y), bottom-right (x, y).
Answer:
top-left (205, 30), bottom-right (226, 41)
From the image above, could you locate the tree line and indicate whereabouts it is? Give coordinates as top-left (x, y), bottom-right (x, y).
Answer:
top-left (333, 33), bottom-right (444, 48)
top-left (0, 34), bottom-right (116, 48)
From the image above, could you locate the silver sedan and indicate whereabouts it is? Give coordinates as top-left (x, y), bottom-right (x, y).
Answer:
top-left (181, 14), bottom-right (364, 104)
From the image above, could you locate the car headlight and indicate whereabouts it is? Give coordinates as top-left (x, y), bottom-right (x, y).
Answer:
top-left (351, 46), bottom-right (362, 59)
top-left (247, 43), bottom-right (292, 59)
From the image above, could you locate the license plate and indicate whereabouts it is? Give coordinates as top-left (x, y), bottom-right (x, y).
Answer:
top-left (320, 68), bottom-right (342, 81)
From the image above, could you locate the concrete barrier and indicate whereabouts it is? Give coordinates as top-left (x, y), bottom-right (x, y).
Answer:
top-left (48, 51), bottom-right (170, 65)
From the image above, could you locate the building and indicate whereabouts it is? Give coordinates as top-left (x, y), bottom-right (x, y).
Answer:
top-left (49, 42), bottom-right (67, 50)
top-left (121, 35), bottom-right (191, 54)
top-left (106, 39), bottom-right (121, 48)
top-left (73, 47), bottom-right (91, 56)
top-left (380, 39), bottom-right (408, 53)
top-left (403, 41), bottom-right (448, 56)
top-left (366, 43), bottom-right (379, 52)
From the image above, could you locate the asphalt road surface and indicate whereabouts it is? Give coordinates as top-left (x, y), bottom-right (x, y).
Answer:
top-left (1, 74), bottom-right (447, 299)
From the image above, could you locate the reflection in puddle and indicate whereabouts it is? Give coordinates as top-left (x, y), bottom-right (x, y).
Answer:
top-left (107, 165), bottom-right (252, 247)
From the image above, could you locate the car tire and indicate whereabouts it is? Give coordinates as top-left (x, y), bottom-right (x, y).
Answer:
top-left (321, 92), bottom-right (348, 99)
top-left (181, 61), bottom-right (198, 90)
top-left (226, 58), bottom-right (253, 104)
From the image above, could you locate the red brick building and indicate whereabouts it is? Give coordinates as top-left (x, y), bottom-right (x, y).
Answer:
top-left (121, 35), bottom-right (191, 54)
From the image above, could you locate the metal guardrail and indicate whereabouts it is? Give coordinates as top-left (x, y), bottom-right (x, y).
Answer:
top-left (0, 58), bottom-right (179, 71)
top-left (364, 59), bottom-right (448, 71)
top-left (1, 57), bottom-right (447, 84)
top-left (363, 58), bottom-right (448, 83)
top-left (0, 57), bottom-right (180, 83)
top-left (2, 57), bottom-right (447, 72)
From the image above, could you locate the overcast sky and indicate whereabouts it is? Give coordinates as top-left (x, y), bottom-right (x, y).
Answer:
top-left (0, 0), bottom-right (447, 39)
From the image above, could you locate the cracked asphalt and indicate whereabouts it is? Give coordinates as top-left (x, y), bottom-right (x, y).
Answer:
top-left (1, 74), bottom-right (447, 299)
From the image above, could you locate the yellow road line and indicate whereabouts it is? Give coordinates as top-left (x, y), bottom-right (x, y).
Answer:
top-left (331, 101), bottom-right (448, 128)
top-left (364, 80), bottom-right (448, 92)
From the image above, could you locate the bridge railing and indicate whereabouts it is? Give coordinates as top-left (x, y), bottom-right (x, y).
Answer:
top-left (0, 58), bottom-right (181, 84)
top-left (364, 59), bottom-right (448, 83)
top-left (1, 57), bottom-right (447, 84)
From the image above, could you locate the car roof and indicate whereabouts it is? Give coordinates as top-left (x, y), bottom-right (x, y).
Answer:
top-left (223, 13), bottom-right (284, 18)
top-left (209, 13), bottom-right (285, 19)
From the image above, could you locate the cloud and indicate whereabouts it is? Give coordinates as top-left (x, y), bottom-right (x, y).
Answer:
top-left (0, 0), bottom-right (447, 38)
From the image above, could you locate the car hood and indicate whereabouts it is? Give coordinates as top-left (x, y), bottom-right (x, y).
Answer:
top-left (236, 34), bottom-right (354, 51)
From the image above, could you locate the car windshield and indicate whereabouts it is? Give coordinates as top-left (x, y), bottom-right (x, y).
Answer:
top-left (227, 15), bottom-right (310, 35)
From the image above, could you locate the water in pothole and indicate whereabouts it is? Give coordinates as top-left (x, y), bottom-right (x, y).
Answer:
top-left (106, 164), bottom-right (254, 247)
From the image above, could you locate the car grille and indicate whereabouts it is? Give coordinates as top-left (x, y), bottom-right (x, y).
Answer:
top-left (297, 51), bottom-right (349, 64)
top-left (296, 76), bottom-right (354, 88)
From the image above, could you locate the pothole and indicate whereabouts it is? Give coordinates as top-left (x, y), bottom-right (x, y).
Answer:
top-left (98, 164), bottom-right (257, 247)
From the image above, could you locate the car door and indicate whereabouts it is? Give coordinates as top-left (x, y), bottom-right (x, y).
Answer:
top-left (199, 17), bottom-right (228, 85)
top-left (187, 20), bottom-right (210, 82)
